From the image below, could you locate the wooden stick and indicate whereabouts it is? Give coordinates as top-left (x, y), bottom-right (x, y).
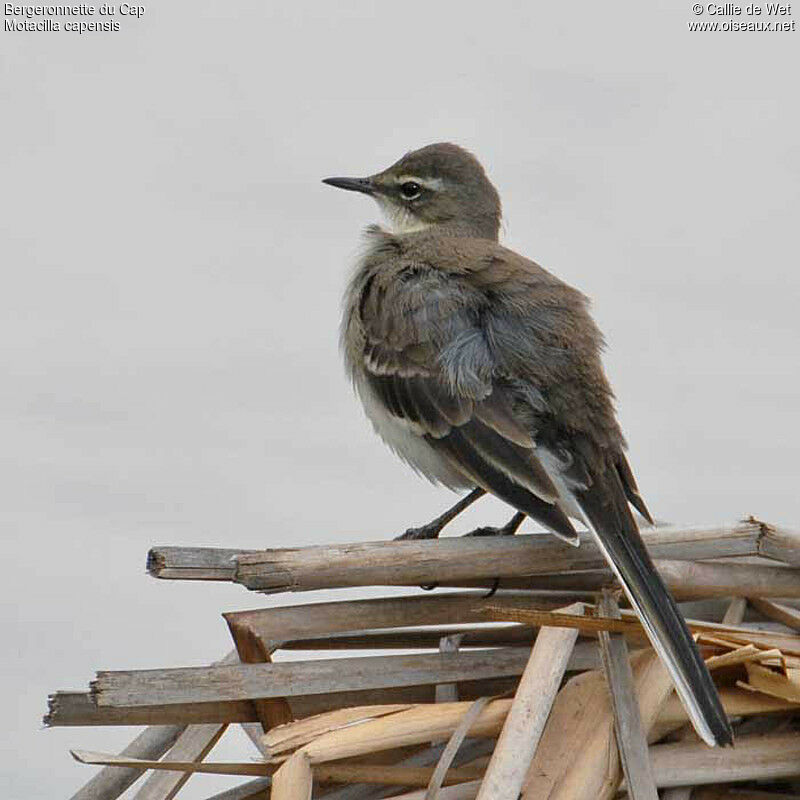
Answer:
top-left (223, 591), bottom-right (579, 650)
top-left (71, 750), bottom-right (272, 777)
top-left (227, 619), bottom-right (293, 732)
top-left (271, 752), bottom-right (312, 800)
top-left (722, 596), bottom-right (748, 625)
top-left (69, 725), bottom-right (184, 800)
top-left (149, 521), bottom-right (800, 589)
top-left (275, 624), bottom-right (537, 651)
top-left (646, 731), bottom-right (800, 786)
top-left (92, 647), bottom-right (583, 709)
top-left (130, 723), bottom-right (227, 800)
top-left (264, 705), bottom-right (416, 758)
top-left (146, 547), bottom-right (257, 581)
top-left (231, 523), bottom-right (769, 592)
top-left (475, 603), bottom-right (582, 800)
top-left (46, 691), bottom-right (260, 727)
top-left (45, 673), bottom-right (530, 728)
top-left (596, 593), bottom-right (658, 800)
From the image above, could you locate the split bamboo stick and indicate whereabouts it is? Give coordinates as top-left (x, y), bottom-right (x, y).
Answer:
top-left (475, 603), bottom-right (582, 800)
top-left (271, 752), bottom-right (312, 800)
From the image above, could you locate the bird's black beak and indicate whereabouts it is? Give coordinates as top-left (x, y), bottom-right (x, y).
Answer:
top-left (322, 176), bottom-right (375, 195)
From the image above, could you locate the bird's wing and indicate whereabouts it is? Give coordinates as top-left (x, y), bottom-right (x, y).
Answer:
top-left (354, 249), bottom-right (579, 543)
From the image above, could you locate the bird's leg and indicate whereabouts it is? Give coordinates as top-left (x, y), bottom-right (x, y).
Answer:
top-left (463, 511), bottom-right (526, 538)
top-left (395, 487), bottom-right (486, 541)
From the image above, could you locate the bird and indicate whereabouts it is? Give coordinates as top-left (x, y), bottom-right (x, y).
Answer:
top-left (323, 142), bottom-right (733, 747)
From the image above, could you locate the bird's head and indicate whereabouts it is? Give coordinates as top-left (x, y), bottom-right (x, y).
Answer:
top-left (323, 143), bottom-right (501, 240)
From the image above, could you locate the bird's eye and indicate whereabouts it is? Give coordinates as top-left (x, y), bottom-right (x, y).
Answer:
top-left (400, 181), bottom-right (421, 200)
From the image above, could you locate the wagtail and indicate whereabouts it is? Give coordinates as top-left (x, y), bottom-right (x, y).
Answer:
top-left (323, 142), bottom-right (732, 747)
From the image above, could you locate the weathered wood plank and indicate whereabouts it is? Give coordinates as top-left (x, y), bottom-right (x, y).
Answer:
top-left (46, 691), bottom-right (260, 726)
top-left (92, 645), bottom-right (597, 709)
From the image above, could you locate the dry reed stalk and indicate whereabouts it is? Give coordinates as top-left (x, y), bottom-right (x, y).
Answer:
top-left (228, 523), bottom-right (773, 593)
top-left (521, 649), bottom-right (674, 800)
top-left (722, 596), bottom-right (748, 625)
top-left (426, 696), bottom-right (491, 798)
top-left (70, 749), bottom-right (272, 776)
top-left (271, 752), bottom-right (312, 800)
top-left (264, 705), bottom-right (414, 757)
top-left (645, 731), bottom-right (800, 786)
top-left (270, 700), bottom-right (511, 765)
top-left (475, 603), bottom-right (582, 800)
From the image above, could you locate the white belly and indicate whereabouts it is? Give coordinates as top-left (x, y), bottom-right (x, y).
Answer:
top-left (354, 372), bottom-right (473, 491)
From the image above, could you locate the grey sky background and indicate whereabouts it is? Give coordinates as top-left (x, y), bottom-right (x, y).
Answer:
top-left (2, 1), bottom-right (798, 796)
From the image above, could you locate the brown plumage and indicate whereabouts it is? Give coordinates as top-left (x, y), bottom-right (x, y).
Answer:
top-left (325, 142), bottom-right (732, 746)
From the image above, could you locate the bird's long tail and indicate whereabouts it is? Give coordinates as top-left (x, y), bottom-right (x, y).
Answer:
top-left (574, 463), bottom-right (733, 747)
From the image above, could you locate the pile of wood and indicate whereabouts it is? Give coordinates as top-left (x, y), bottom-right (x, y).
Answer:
top-left (49, 518), bottom-right (800, 800)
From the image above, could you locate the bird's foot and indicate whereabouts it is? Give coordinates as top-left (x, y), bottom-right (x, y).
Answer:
top-left (463, 511), bottom-right (526, 538)
top-left (395, 522), bottom-right (443, 541)
top-left (463, 525), bottom-right (513, 537)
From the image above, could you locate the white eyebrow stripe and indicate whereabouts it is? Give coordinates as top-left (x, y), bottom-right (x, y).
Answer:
top-left (396, 175), bottom-right (445, 191)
